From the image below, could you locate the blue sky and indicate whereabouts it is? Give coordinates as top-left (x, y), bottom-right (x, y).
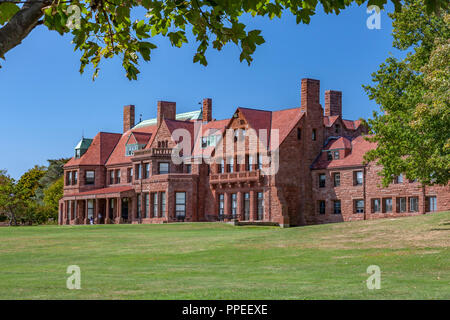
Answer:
top-left (0, 3), bottom-right (399, 179)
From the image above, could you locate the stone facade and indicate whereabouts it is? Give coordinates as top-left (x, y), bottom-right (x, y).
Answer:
top-left (59, 77), bottom-right (450, 227)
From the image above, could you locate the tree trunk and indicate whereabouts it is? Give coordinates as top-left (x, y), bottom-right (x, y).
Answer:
top-left (0, 1), bottom-right (49, 58)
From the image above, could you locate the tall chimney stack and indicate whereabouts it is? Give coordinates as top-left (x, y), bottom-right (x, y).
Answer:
top-left (123, 105), bottom-right (135, 133)
top-left (157, 101), bottom-right (176, 127)
top-left (202, 98), bottom-right (212, 122)
top-left (325, 90), bottom-right (342, 117)
top-left (300, 78), bottom-right (320, 113)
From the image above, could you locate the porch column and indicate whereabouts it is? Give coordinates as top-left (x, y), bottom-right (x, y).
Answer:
top-left (94, 199), bottom-right (99, 224)
top-left (237, 191), bottom-right (243, 221)
top-left (250, 190), bottom-right (256, 221)
top-left (116, 197), bottom-right (122, 224)
top-left (224, 192), bottom-right (230, 219)
top-left (131, 196), bottom-right (137, 222)
top-left (105, 198), bottom-right (111, 224)
top-left (84, 200), bottom-right (89, 224)
top-left (71, 200), bottom-right (75, 224)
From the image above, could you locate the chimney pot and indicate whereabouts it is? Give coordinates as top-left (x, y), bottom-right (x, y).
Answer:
top-left (325, 90), bottom-right (342, 117)
top-left (123, 105), bottom-right (135, 133)
top-left (202, 98), bottom-right (212, 122)
top-left (157, 101), bottom-right (176, 127)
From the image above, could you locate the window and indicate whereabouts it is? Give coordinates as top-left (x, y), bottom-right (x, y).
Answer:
top-left (85, 171), bottom-right (95, 185)
top-left (372, 198), bottom-right (381, 213)
top-left (144, 163), bottom-right (150, 179)
top-left (175, 192), bottom-right (186, 219)
top-left (201, 137), bottom-right (208, 148)
top-left (75, 149), bottom-right (81, 158)
top-left (161, 192), bottom-right (166, 217)
top-left (218, 194), bottom-right (224, 216)
top-left (73, 171), bottom-right (78, 185)
top-left (109, 170), bottom-right (114, 184)
top-left (354, 171), bottom-right (363, 186)
top-left (247, 155), bottom-right (253, 171)
top-left (135, 164), bottom-right (141, 180)
top-left (87, 200), bottom-right (94, 219)
top-left (158, 162), bottom-right (169, 174)
top-left (137, 194), bottom-right (141, 219)
top-left (297, 128), bottom-right (302, 140)
top-left (257, 192), bottom-right (264, 220)
top-left (395, 174), bottom-right (404, 184)
top-left (244, 193), bottom-right (250, 220)
top-left (229, 157), bottom-right (234, 173)
top-left (231, 193), bottom-right (237, 218)
top-left (354, 200), bottom-right (364, 213)
top-left (318, 200), bottom-right (325, 214)
top-left (127, 167), bottom-right (133, 183)
top-left (334, 151), bottom-right (340, 160)
top-left (333, 200), bottom-right (341, 214)
top-left (153, 193), bottom-right (159, 217)
top-left (382, 198), bottom-right (392, 213)
top-left (335, 124), bottom-right (341, 134)
top-left (220, 159), bottom-right (225, 174)
top-left (144, 193), bottom-right (149, 218)
top-left (66, 171), bottom-right (72, 186)
top-left (409, 197), bottom-right (418, 212)
top-left (319, 173), bottom-right (326, 188)
top-left (257, 154), bottom-right (263, 170)
top-left (333, 172), bottom-right (340, 187)
top-left (426, 196), bottom-right (437, 212)
top-left (312, 129), bottom-right (317, 141)
top-left (186, 164), bottom-right (192, 174)
top-left (327, 151), bottom-right (333, 161)
top-left (115, 169), bottom-right (120, 184)
top-left (397, 197), bottom-right (407, 213)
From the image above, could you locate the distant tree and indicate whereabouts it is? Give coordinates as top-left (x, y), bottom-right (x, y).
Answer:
top-left (0, 170), bottom-right (26, 225)
top-left (0, 0), bottom-right (446, 80)
top-left (363, 0), bottom-right (449, 187)
top-left (16, 165), bottom-right (46, 201)
top-left (35, 158), bottom-right (70, 203)
top-left (43, 176), bottom-right (64, 221)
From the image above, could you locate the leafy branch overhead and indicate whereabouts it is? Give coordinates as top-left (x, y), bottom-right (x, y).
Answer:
top-left (0, 0), bottom-right (447, 80)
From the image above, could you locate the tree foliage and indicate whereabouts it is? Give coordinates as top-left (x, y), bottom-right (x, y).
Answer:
top-left (0, 0), bottom-right (447, 80)
top-left (43, 176), bottom-right (64, 220)
top-left (35, 158), bottom-right (70, 203)
top-left (363, 0), bottom-right (449, 187)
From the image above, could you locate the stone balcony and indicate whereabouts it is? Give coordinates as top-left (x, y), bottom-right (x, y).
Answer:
top-left (134, 148), bottom-right (173, 157)
top-left (210, 170), bottom-right (262, 184)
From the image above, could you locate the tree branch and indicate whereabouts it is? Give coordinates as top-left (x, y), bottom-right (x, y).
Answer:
top-left (0, 0), bottom-right (51, 58)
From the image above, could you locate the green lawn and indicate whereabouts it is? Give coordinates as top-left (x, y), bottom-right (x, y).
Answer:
top-left (0, 212), bottom-right (449, 299)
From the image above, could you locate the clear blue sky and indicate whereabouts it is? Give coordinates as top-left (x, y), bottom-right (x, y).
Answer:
top-left (1, 3), bottom-right (399, 179)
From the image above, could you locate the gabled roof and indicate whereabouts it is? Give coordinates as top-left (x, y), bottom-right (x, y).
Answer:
top-left (312, 136), bottom-right (375, 169)
top-left (324, 115), bottom-right (339, 127)
top-left (324, 136), bottom-right (352, 150)
top-left (271, 107), bottom-right (304, 148)
top-left (106, 125), bottom-right (157, 166)
top-left (65, 132), bottom-right (121, 167)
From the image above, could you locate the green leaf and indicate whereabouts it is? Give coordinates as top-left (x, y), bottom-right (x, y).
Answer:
top-left (0, 3), bottom-right (20, 25)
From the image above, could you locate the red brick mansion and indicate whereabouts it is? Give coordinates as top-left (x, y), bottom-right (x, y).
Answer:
top-left (59, 78), bottom-right (450, 227)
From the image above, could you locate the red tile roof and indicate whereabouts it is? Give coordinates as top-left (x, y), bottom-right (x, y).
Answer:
top-left (312, 135), bottom-right (375, 169)
top-left (271, 107), bottom-right (304, 149)
top-left (324, 136), bottom-right (352, 150)
top-left (65, 132), bottom-right (121, 167)
top-left (106, 126), bottom-right (157, 166)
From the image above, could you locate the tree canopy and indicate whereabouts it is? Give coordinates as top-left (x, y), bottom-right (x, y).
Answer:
top-left (363, 0), bottom-right (449, 186)
top-left (0, 0), bottom-right (447, 80)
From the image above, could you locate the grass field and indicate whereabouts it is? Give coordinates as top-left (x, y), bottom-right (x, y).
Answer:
top-left (0, 212), bottom-right (449, 299)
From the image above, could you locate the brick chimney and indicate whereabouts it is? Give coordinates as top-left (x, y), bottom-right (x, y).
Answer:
top-left (123, 105), bottom-right (135, 133)
top-left (157, 101), bottom-right (176, 127)
top-left (300, 78), bottom-right (320, 113)
top-left (202, 98), bottom-right (212, 123)
top-left (325, 90), bottom-right (342, 117)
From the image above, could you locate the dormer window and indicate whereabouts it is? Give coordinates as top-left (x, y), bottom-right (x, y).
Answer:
top-left (335, 124), bottom-right (341, 134)
top-left (125, 143), bottom-right (144, 156)
top-left (74, 138), bottom-right (93, 159)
